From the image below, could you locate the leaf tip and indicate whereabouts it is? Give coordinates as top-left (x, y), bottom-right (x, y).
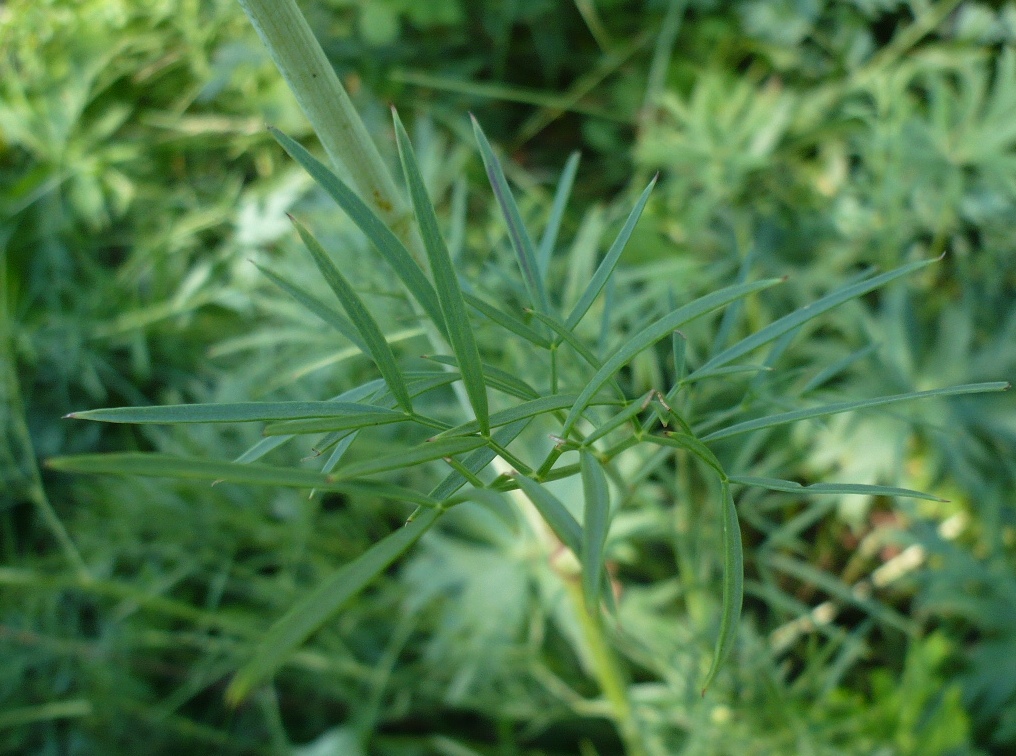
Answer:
top-left (63, 412), bottom-right (79, 419)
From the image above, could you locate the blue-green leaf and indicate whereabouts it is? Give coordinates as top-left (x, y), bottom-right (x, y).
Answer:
top-left (690, 258), bottom-right (936, 379)
top-left (67, 401), bottom-right (403, 425)
top-left (580, 451), bottom-right (610, 612)
top-left (565, 175), bottom-right (656, 330)
top-left (290, 216), bottom-right (414, 414)
top-left (393, 110), bottom-right (489, 434)
top-left (702, 482), bottom-right (743, 694)
top-left (471, 115), bottom-right (550, 312)
top-left (269, 128), bottom-right (446, 335)
top-left (701, 382), bottom-right (1010, 442)
top-left (561, 278), bottom-right (783, 434)
top-left (226, 508), bottom-right (442, 703)
top-left (538, 151), bottom-right (581, 278)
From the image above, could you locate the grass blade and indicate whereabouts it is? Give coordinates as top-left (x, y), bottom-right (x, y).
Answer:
top-left (290, 216), bottom-right (414, 414)
top-left (580, 451), bottom-right (610, 611)
top-left (537, 151), bottom-right (581, 278)
top-left (254, 264), bottom-right (366, 352)
top-left (511, 473), bottom-right (582, 554)
top-left (561, 278), bottom-right (784, 433)
top-left (394, 110), bottom-right (490, 434)
top-left (728, 476), bottom-right (948, 501)
top-left (564, 175), bottom-right (656, 330)
top-left (690, 258), bottom-right (936, 379)
top-left (701, 382), bottom-right (1010, 442)
top-left (471, 115), bottom-right (551, 312)
top-left (270, 127), bottom-right (446, 334)
top-left (331, 437), bottom-right (487, 479)
top-left (66, 401), bottom-right (405, 425)
top-left (226, 507), bottom-right (442, 703)
top-left (701, 481), bottom-right (743, 695)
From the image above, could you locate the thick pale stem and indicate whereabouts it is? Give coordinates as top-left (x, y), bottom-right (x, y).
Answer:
top-left (237, 0), bottom-right (406, 229)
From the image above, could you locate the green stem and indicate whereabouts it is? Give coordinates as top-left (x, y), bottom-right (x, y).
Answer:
top-left (563, 578), bottom-right (649, 756)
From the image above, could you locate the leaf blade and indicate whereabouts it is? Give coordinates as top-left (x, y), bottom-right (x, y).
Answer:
top-left (511, 473), bottom-right (582, 555)
top-left (226, 507), bottom-right (442, 703)
top-left (561, 278), bottom-right (783, 434)
top-left (290, 216), bottom-right (415, 414)
top-left (270, 127), bottom-right (447, 334)
top-left (701, 382), bottom-right (1010, 442)
top-left (394, 110), bottom-right (490, 434)
top-left (702, 482), bottom-right (743, 694)
top-left (565, 175), bottom-right (656, 330)
top-left (580, 451), bottom-right (611, 612)
top-left (538, 151), bottom-right (581, 278)
top-left (728, 476), bottom-right (948, 502)
top-left (331, 436), bottom-right (487, 479)
top-left (67, 401), bottom-right (404, 425)
top-left (471, 115), bottom-right (550, 312)
top-left (690, 258), bottom-right (937, 379)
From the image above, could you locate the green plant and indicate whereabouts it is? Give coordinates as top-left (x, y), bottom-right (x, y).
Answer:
top-left (40, 1), bottom-right (1010, 754)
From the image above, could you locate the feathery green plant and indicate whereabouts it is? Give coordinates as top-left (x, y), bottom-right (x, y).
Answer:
top-left (46, 1), bottom-right (1010, 753)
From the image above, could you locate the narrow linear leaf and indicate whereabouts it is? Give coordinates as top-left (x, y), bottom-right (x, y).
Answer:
top-left (437, 393), bottom-right (619, 438)
top-left (394, 110), bottom-right (489, 433)
top-left (680, 364), bottom-right (773, 384)
top-left (464, 293), bottom-right (551, 348)
top-left (646, 433), bottom-right (726, 480)
top-left (580, 451), bottom-right (610, 612)
top-left (235, 435), bottom-right (292, 465)
top-left (527, 310), bottom-right (602, 367)
top-left (254, 264), bottom-right (366, 352)
top-left (690, 258), bottom-right (936, 379)
top-left (263, 410), bottom-right (410, 436)
top-left (562, 278), bottom-right (784, 433)
top-left (728, 476), bottom-right (948, 502)
top-left (801, 344), bottom-right (878, 394)
top-left (66, 401), bottom-right (404, 425)
top-left (702, 482), bottom-right (743, 695)
top-left (331, 436), bottom-right (487, 479)
top-left (290, 216), bottom-right (414, 414)
top-left (233, 380), bottom-right (387, 464)
top-left (565, 175), bottom-right (657, 330)
top-left (424, 355), bottom-right (540, 400)
top-left (471, 115), bottom-right (550, 312)
top-left (701, 382), bottom-right (1010, 442)
top-left (270, 128), bottom-right (447, 334)
top-left (511, 473), bottom-right (582, 555)
top-left (226, 507), bottom-right (442, 703)
top-left (46, 452), bottom-right (439, 507)
top-left (538, 151), bottom-right (581, 278)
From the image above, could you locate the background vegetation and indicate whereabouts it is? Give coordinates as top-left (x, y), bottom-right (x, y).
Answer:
top-left (3, 0), bottom-right (1015, 753)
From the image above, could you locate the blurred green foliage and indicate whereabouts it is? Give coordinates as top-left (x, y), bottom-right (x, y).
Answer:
top-left (2, 0), bottom-right (1015, 753)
